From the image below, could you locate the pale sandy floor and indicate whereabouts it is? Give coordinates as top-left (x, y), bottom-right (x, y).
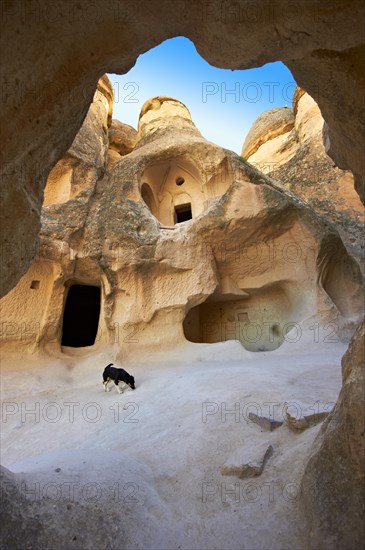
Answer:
top-left (0, 337), bottom-right (345, 549)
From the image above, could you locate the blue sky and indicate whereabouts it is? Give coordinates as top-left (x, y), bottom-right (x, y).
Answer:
top-left (108, 37), bottom-right (296, 154)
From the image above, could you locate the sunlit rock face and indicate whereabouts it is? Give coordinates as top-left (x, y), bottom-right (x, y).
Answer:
top-left (242, 86), bottom-right (365, 549)
top-left (242, 87), bottom-right (365, 273)
top-left (108, 120), bottom-right (137, 158)
top-left (1, 83), bottom-right (362, 360)
top-left (242, 107), bottom-right (295, 162)
top-left (1, 5), bottom-right (364, 547)
top-left (1, 2), bottom-right (364, 298)
top-left (301, 320), bottom-right (365, 550)
top-left (136, 96), bottom-right (201, 147)
top-left (43, 76), bottom-right (113, 208)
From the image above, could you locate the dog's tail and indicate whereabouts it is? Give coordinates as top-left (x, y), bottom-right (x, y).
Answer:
top-left (103, 363), bottom-right (114, 382)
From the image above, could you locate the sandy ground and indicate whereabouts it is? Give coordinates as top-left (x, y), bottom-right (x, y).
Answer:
top-left (0, 336), bottom-right (345, 549)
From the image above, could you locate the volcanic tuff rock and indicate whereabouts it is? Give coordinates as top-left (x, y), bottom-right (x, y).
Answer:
top-left (242, 87), bottom-right (365, 272)
top-left (242, 85), bottom-right (365, 548)
top-left (248, 412), bottom-right (283, 432)
top-left (221, 442), bottom-right (274, 478)
top-left (135, 96), bottom-right (201, 148)
top-left (1, 83), bottom-right (363, 362)
top-left (1, 1), bottom-right (364, 297)
top-left (301, 320), bottom-right (365, 549)
top-left (283, 401), bottom-right (333, 431)
top-left (108, 120), bottom-right (137, 157)
top-left (242, 107), bottom-right (295, 160)
top-left (0, 452), bottom-right (169, 549)
top-left (0, 4), bottom-right (364, 547)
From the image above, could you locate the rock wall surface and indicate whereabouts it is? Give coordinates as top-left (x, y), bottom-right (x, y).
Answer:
top-left (1, 3), bottom-right (365, 547)
top-left (301, 320), bottom-right (365, 549)
top-left (1, 85), bottom-right (364, 548)
top-left (243, 86), bottom-right (365, 549)
top-left (1, 90), bottom-right (362, 361)
top-left (243, 87), bottom-right (365, 272)
top-left (1, 0), bottom-right (364, 296)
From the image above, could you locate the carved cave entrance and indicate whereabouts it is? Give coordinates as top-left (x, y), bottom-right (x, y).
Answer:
top-left (183, 283), bottom-right (299, 352)
top-left (183, 297), bottom-right (283, 352)
top-left (61, 284), bottom-right (101, 347)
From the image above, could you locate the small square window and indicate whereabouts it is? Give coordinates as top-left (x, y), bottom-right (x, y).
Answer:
top-left (175, 203), bottom-right (192, 224)
top-left (30, 280), bottom-right (40, 290)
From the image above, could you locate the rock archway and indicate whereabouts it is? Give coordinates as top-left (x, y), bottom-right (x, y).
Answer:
top-left (1, 1), bottom-right (364, 296)
top-left (0, 2), bottom-right (364, 547)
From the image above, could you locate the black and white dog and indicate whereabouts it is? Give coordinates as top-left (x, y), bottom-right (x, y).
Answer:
top-left (102, 363), bottom-right (136, 394)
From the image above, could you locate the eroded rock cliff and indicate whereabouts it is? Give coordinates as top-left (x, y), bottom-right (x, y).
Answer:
top-left (1, 0), bottom-right (364, 297)
top-left (1, 85), bottom-right (362, 362)
top-left (243, 87), bottom-right (365, 271)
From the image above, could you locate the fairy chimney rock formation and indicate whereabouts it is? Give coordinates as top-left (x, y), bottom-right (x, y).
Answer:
top-left (1, 80), bottom-right (363, 363)
top-left (136, 96), bottom-right (202, 148)
top-left (242, 107), bottom-right (295, 161)
top-left (0, 6), bottom-right (364, 547)
top-left (242, 87), bottom-right (365, 272)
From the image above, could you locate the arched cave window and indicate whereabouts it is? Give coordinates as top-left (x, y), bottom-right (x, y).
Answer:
top-left (61, 284), bottom-right (101, 347)
top-left (140, 157), bottom-right (200, 225)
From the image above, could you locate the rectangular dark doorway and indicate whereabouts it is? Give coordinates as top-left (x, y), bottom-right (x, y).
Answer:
top-left (175, 203), bottom-right (192, 223)
top-left (61, 284), bottom-right (101, 347)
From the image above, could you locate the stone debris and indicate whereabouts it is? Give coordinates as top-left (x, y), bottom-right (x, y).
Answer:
top-left (221, 442), bottom-right (273, 478)
top-left (283, 401), bottom-right (334, 431)
top-left (248, 412), bottom-right (283, 432)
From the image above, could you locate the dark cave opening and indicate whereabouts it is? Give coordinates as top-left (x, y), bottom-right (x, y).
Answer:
top-left (175, 203), bottom-right (192, 223)
top-left (61, 284), bottom-right (101, 347)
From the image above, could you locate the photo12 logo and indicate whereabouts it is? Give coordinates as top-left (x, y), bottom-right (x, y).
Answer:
top-left (202, 81), bottom-right (296, 104)
top-left (202, 480), bottom-right (300, 504)
top-left (201, 400), bottom-right (335, 424)
top-left (1, 401), bottom-right (139, 425)
top-left (1, 479), bottom-right (140, 504)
